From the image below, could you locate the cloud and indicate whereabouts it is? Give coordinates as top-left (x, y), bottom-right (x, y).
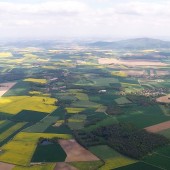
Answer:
top-left (0, 0), bottom-right (170, 40)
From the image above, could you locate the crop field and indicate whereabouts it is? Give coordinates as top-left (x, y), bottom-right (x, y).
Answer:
top-left (44, 124), bottom-right (72, 134)
top-left (69, 161), bottom-right (104, 170)
top-left (98, 58), bottom-right (168, 66)
top-left (115, 97), bottom-right (132, 105)
top-left (0, 162), bottom-right (14, 170)
top-left (145, 120), bottom-right (170, 133)
top-left (0, 132), bottom-right (72, 166)
top-left (23, 78), bottom-right (47, 84)
top-left (24, 116), bottom-right (59, 133)
top-left (0, 82), bottom-right (16, 97)
top-left (31, 142), bottom-right (67, 162)
top-left (58, 139), bottom-right (99, 162)
top-left (54, 162), bottom-right (78, 170)
top-left (117, 107), bottom-right (170, 128)
top-left (115, 162), bottom-right (161, 170)
top-left (66, 114), bottom-right (87, 130)
top-left (0, 96), bottom-right (57, 114)
top-left (71, 100), bottom-right (101, 108)
top-left (99, 157), bottom-right (137, 170)
top-left (85, 116), bottom-right (118, 131)
top-left (13, 163), bottom-right (56, 170)
top-left (66, 107), bottom-right (85, 114)
top-left (0, 52), bottom-right (12, 57)
top-left (142, 153), bottom-right (170, 169)
top-left (89, 145), bottom-right (121, 160)
top-left (0, 120), bottom-right (15, 132)
top-left (74, 77), bottom-right (120, 87)
top-left (156, 94), bottom-right (170, 103)
top-left (12, 110), bottom-right (47, 122)
top-left (0, 120), bottom-right (5, 125)
top-left (111, 71), bottom-right (127, 77)
top-left (1, 43), bottom-right (170, 169)
top-left (159, 128), bottom-right (170, 138)
top-left (155, 144), bottom-right (170, 157)
top-left (0, 122), bottom-right (26, 143)
top-left (3, 81), bottom-right (31, 96)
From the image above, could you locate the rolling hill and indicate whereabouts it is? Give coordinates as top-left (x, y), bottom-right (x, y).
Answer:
top-left (89, 38), bottom-right (170, 49)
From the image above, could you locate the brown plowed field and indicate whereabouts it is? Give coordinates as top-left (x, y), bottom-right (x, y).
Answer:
top-left (58, 139), bottom-right (100, 162)
top-left (145, 120), bottom-right (170, 133)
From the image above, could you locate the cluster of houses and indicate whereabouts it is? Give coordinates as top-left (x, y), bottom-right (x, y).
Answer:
top-left (124, 87), bottom-right (168, 97)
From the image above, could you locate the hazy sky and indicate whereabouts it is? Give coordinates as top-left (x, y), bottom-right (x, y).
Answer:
top-left (0, 0), bottom-right (170, 40)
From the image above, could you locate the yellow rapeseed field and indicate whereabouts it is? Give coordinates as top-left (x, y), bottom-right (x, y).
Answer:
top-left (0, 132), bottom-right (72, 166)
top-left (66, 107), bottom-right (85, 114)
top-left (99, 157), bottom-right (137, 170)
top-left (0, 122), bottom-right (26, 142)
top-left (111, 71), bottom-right (127, 77)
top-left (0, 96), bottom-right (57, 114)
top-left (0, 52), bottom-right (12, 57)
top-left (23, 78), bottom-right (47, 84)
top-left (13, 163), bottom-right (56, 170)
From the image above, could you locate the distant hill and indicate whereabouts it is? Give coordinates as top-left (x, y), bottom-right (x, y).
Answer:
top-left (89, 38), bottom-right (170, 49)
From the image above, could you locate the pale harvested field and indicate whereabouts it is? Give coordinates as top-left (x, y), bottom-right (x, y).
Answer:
top-left (98, 58), bottom-right (168, 66)
top-left (0, 162), bottom-right (15, 170)
top-left (156, 95), bottom-right (170, 103)
top-left (123, 70), bottom-right (145, 76)
top-left (157, 70), bottom-right (170, 76)
top-left (54, 162), bottom-right (78, 170)
top-left (58, 139), bottom-right (100, 162)
top-left (0, 82), bottom-right (16, 97)
top-left (145, 120), bottom-right (170, 133)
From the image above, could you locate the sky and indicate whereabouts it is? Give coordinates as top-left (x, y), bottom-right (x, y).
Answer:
top-left (0, 0), bottom-right (170, 41)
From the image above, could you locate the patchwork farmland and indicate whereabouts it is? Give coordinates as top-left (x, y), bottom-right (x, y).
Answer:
top-left (0, 40), bottom-right (170, 170)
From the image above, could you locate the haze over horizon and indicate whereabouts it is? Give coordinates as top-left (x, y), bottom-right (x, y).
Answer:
top-left (0, 0), bottom-right (170, 41)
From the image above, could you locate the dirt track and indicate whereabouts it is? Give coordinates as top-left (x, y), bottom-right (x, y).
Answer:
top-left (145, 120), bottom-right (170, 133)
top-left (58, 139), bottom-right (99, 162)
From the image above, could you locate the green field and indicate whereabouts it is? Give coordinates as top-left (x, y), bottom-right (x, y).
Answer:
top-left (143, 153), bottom-right (170, 169)
top-left (159, 128), bottom-right (170, 139)
top-left (115, 97), bottom-right (132, 105)
top-left (12, 110), bottom-right (47, 122)
top-left (31, 142), bottom-right (66, 162)
top-left (99, 157), bottom-right (137, 170)
top-left (44, 124), bottom-right (72, 134)
top-left (89, 145), bottom-right (121, 160)
top-left (24, 116), bottom-right (59, 133)
top-left (114, 162), bottom-right (161, 170)
top-left (70, 161), bottom-right (104, 170)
